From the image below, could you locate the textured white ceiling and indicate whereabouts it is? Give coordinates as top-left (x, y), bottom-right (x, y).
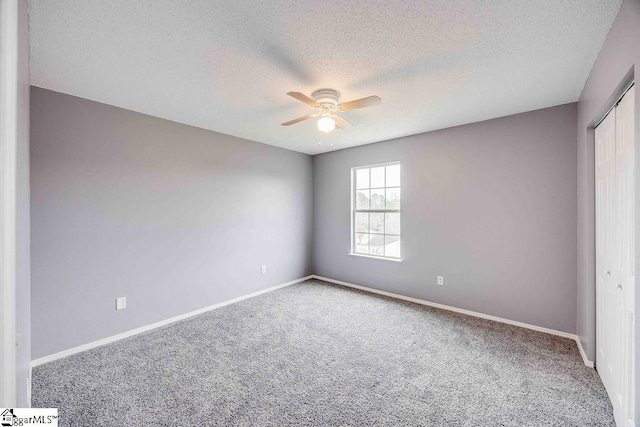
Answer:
top-left (29, 0), bottom-right (622, 155)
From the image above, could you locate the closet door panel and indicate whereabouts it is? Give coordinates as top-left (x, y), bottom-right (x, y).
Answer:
top-left (614, 85), bottom-right (634, 426)
top-left (597, 85), bottom-right (635, 427)
top-left (595, 109), bottom-right (616, 393)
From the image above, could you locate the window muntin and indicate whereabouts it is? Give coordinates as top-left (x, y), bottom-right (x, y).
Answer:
top-left (352, 162), bottom-right (401, 259)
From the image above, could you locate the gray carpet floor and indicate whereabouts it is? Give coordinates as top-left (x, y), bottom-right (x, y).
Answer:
top-left (33, 279), bottom-right (614, 426)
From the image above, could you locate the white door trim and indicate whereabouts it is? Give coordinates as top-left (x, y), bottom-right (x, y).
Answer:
top-left (0, 0), bottom-right (19, 407)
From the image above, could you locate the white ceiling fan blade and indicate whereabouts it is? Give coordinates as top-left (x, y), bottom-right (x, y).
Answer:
top-left (338, 95), bottom-right (381, 111)
top-left (333, 115), bottom-right (353, 129)
top-left (287, 92), bottom-right (320, 108)
top-left (281, 114), bottom-right (315, 126)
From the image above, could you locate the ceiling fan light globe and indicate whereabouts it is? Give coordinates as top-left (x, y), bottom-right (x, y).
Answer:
top-left (317, 116), bottom-right (336, 132)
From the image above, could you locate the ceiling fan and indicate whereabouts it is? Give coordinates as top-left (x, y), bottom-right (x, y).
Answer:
top-left (281, 89), bottom-right (381, 132)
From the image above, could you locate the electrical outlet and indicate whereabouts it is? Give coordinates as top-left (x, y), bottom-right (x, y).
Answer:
top-left (437, 276), bottom-right (444, 286)
top-left (116, 296), bottom-right (127, 310)
top-left (261, 265), bottom-right (267, 274)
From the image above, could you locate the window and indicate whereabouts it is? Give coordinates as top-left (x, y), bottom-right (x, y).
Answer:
top-left (351, 162), bottom-right (401, 260)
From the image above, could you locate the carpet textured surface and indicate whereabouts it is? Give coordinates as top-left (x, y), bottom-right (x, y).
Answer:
top-left (33, 279), bottom-right (613, 426)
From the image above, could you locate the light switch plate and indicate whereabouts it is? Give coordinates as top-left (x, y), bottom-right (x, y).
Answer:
top-left (116, 296), bottom-right (127, 310)
top-left (437, 276), bottom-right (444, 286)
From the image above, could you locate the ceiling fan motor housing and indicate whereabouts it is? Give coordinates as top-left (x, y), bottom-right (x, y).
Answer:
top-left (311, 88), bottom-right (340, 110)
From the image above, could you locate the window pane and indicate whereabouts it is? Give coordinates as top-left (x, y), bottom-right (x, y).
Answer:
top-left (356, 190), bottom-right (370, 209)
top-left (371, 166), bottom-right (385, 188)
top-left (385, 213), bottom-right (400, 235)
top-left (386, 164), bottom-right (400, 187)
top-left (355, 233), bottom-right (369, 254)
top-left (352, 162), bottom-right (401, 260)
top-left (370, 234), bottom-right (384, 256)
top-left (370, 212), bottom-right (384, 234)
top-left (356, 168), bottom-right (369, 189)
top-left (370, 188), bottom-right (385, 209)
top-left (355, 213), bottom-right (369, 233)
top-left (384, 235), bottom-right (401, 258)
top-left (386, 187), bottom-right (401, 210)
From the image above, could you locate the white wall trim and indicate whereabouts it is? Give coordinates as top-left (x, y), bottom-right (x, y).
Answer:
top-left (0, 0), bottom-right (20, 408)
top-left (27, 365), bottom-right (31, 408)
top-left (575, 337), bottom-right (594, 368)
top-left (30, 274), bottom-right (597, 370)
top-left (31, 276), bottom-right (313, 367)
top-left (312, 275), bottom-right (595, 367)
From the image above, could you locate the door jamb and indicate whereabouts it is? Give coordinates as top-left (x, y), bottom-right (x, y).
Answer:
top-left (0, 0), bottom-right (19, 407)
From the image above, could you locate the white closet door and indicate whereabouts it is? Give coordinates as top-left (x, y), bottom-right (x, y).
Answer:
top-left (595, 107), bottom-right (616, 395)
top-left (596, 85), bottom-right (635, 427)
top-left (614, 85), bottom-right (634, 427)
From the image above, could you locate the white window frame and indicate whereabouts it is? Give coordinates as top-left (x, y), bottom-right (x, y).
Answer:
top-left (350, 161), bottom-right (402, 261)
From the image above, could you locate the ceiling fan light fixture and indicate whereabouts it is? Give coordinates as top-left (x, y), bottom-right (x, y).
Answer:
top-left (281, 89), bottom-right (381, 132)
top-left (317, 116), bottom-right (336, 132)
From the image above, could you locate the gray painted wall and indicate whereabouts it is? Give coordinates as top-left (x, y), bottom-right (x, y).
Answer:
top-left (30, 87), bottom-right (313, 359)
top-left (16, 0), bottom-right (31, 407)
top-left (575, 0), bottom-right (640, 419)
top-left (313, 103), bottom-right (577, 334)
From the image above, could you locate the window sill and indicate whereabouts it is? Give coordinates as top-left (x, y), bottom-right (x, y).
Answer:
top-left (348, 253), bottom-right (403, 263)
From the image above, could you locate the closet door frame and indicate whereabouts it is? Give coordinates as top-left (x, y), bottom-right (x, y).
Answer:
top-left (0, 0), bottom-right (19, 408)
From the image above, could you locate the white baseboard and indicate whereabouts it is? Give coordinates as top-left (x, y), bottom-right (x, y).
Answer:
top-left (31, 275), bottom-right (313, 368)
top-left (575, 337), bottom-right (595, 368)
top-left (31, 274), bottom-right (596, 370)
top-left (311, 275), bottom-right (595, 368)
